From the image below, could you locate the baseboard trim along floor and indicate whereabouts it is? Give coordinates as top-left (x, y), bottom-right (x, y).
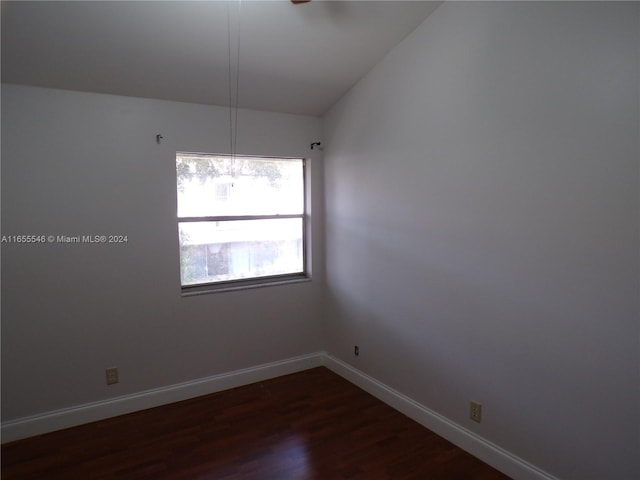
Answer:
top-left (2, 351), bottom-right (557, 480)
top-left (322, 354), bottom-right (558, 480)
top-left (1, 352), bottom-right (325, 444)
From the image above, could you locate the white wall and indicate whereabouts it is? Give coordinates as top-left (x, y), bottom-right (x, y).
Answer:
top-left (1, 84), bottom-right (324, 422)
top-left (323, 2), bottom-right (639, 480)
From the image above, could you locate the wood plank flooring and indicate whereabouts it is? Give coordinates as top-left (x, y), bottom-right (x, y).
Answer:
top-left (2, 367), bottom-right (512, 479)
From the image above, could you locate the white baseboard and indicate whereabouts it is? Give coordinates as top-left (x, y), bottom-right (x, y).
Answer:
top-left (2, 351), bottom-right (556, 480)
top-left (1, 352), bottom-right (325, 444)
top-left (323, 354), bottom-right (558, 480)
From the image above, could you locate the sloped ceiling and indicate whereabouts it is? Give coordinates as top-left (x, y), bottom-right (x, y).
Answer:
top-left (1, 1), bottom-right (440, 116)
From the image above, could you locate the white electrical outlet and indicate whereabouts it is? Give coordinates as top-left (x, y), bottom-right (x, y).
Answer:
top-left (106, 367), bottom-right (119, 385)
top-left (470, 401), bottom-right (482, 423)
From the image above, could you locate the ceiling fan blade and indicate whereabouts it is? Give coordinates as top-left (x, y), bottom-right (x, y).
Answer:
top-left (291, 0), bottom-right (312, 4)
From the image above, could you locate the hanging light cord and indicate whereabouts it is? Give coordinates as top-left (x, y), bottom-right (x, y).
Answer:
top-left (227, 2), bottom-right (233, 157)
top-left (227, 0), bottom-right (242, 160)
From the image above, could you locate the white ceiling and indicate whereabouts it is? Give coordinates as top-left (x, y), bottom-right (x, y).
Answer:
top-left (1, 1), bottom-right (440, 116)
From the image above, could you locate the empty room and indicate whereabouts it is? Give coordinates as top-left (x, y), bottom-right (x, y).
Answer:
top-left (1, 1), bottom-right (638, 479)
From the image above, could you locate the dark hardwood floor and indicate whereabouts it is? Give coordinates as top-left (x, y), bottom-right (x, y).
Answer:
top-left (2, 367), bottom-right (511, 479)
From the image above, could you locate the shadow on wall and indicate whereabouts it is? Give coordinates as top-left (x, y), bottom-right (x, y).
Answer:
top-left (323, 208), bottom-right (600, 474)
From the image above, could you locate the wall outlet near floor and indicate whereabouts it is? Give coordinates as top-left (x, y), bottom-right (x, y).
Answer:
top-left (354, 345), bottom-right (360, 356)
top-left (106, 367), bottom-right (119, 385)
top-left (469, 401), bottom-right (482, 423)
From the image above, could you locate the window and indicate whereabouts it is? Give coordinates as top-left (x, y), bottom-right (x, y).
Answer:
top-left (176, 153), bottom-right (307, 293)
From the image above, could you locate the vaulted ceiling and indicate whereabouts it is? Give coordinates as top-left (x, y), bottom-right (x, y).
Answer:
top-left (1, 1), bottom-right (440, 116)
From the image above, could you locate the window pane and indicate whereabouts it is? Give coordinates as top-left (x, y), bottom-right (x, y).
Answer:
top-left (179, 218), bottom-right (304, 286)
top-left (176, 154), bottom-right (303, 217)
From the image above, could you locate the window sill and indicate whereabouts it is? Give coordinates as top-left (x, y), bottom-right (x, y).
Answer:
top-left (181, 275), bottom-right (311, 297)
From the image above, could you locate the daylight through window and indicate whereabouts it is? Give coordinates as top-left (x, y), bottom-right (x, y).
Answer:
top-left (176, 153), bottom-right (307, 292)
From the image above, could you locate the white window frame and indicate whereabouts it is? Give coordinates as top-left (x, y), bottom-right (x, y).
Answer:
top-left (176, 152), bottom-right (309, 295)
